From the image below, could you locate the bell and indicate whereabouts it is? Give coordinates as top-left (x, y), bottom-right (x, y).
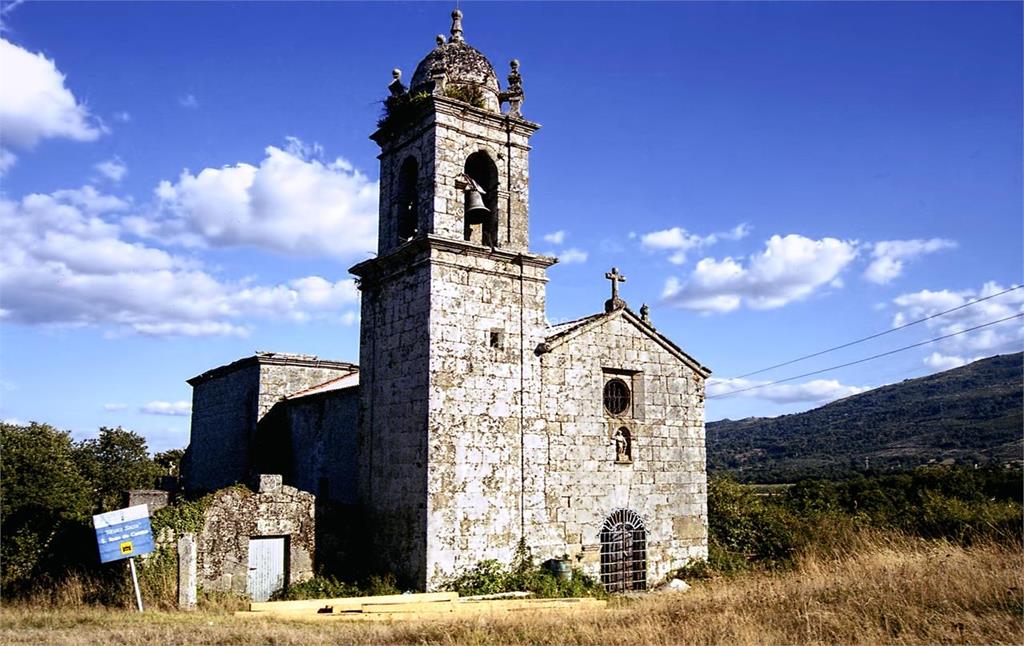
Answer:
top-left (465, 187), bottom-right (490, 218)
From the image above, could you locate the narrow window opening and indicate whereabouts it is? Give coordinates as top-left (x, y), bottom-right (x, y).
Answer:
top-left (396, 157), bottom-right (419, 242)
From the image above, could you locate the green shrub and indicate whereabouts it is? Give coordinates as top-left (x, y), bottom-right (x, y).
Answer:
top-left (272, 572), bottom-right (400, 601)
top-left (443, 541), bottom-right (605, 599)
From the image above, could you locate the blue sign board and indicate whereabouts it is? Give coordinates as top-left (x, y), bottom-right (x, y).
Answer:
top-left (93, 504), bottom-right (155, 563)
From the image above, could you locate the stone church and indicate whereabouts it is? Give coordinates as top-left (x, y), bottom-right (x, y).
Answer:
top-left (182, 10), bottom-right (710, 593)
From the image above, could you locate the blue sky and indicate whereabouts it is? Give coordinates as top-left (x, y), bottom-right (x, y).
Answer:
top-left (1, 1), bottom-right (1021, 452)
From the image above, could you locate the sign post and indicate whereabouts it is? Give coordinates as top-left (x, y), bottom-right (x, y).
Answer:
top-left (93, 504), bottom-right (155, 612)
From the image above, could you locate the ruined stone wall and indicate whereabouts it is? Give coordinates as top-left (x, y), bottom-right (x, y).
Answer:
top-left (528, 313), bottom-right (708, 585)
top-left (424, 247), bottom-right (551, 588)
top-left (186, 365), bottom-right (259, 493)
top-left (196, 476), bottom-right (315, 595)
top-left (356, 251), bottom-right (432, 587)
top-left (286, 388), bottom-right (359, 504)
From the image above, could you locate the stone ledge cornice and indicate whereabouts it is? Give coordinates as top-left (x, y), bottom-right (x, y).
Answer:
top-left (350, 235), bottom-right (556, 287)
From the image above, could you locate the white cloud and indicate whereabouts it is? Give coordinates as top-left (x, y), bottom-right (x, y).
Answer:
top-left (94, 157), bottom-right (127, 182)
top-left (133, 141), bottom-right (378, 259)
top-left (662, 234), bottom-right (858, 313)
top-left (558, 248), bottom-right (588, 264)
top-left (640, 223), bottom-right (751, 265)
top-left (721, 223), bottom-right (752, 241)
top-left (140, 401), bottom-right (191, 416)
top-left (113, 111), bottom-right (131, 123)
top-left (0, 186), bottom-right (360, 336)
top-left (864, 238), bottom-right (957, 284)
top-left (707, 377), bottom-right (870, 404)
top-left (543, 230), bottom-right (566, 245)
top-left (178, 94), bottom-right (199, 109)
top-left (922, 352), bottom-right (969, 371)
top-left (0, 39), bottom-right (105, 151)
top-left (641, 227), bottom-right (716, 265)
top-left (890, 281), bottom-right (1023, 366)
top-left (541, 231), bottom-right (587, 264)
top-left (0, 148), bottom-right (16, 176)
top-left (103, 403), bottom-right (128, 411)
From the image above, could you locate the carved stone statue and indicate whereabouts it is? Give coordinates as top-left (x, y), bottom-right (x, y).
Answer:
top-left (614, 428), bottom-right (631, 463)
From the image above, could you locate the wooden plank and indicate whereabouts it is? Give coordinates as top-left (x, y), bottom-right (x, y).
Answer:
top-left (461, 591), bottom-right (533, 601)
top-left (249, 591), bottom-right (458, 613)
top-left (457, 598), bottom-right (607, 613)
top-left (235, 610), bottom-right (454, 622)
top-left (361, 600), bottom-right (454, 614)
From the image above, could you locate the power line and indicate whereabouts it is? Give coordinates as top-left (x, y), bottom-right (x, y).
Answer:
top-left (734, 284), bottom-right (1022, 379)
top-left (708, 313), bottom-right (1023, 400)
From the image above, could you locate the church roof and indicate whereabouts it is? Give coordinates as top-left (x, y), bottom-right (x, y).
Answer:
top-left (540, 308), bottom-right (712, 378)
top-left (286, 371), bottom-right (360, 400)
top-left (187, 352), bottom-right (358, 386)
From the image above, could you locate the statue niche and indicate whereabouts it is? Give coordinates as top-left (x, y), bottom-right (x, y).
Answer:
top-left (614, 427), bottom-right (632, 463)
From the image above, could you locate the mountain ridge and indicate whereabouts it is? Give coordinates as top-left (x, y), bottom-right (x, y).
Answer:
top-left (707, 352), bottom-right (1023, 482)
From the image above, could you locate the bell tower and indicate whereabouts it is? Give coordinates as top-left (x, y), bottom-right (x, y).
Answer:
top-left (350, 10), bottom-right (555, 589)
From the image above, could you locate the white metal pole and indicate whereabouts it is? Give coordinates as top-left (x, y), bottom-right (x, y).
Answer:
top-left (128, 557), bottom-right (144, 612)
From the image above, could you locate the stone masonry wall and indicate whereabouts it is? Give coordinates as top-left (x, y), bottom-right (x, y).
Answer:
top-left (286, 387), bottom-right (359, 504)
top-left (424, 246), bottom-right (551, 588)
top-left (356, 249), bottom-right (433, 587)
top-left (186, 365), bottom-right (259, 493)
top-left (528, 312), bottom-right (708, 585)
top-left (431, 99), bottom-right (536, 253)
top-left (197, 475), bottom-right (315, 596)
top-left (257, 364), bottom-right (352, 419)
top-left (377, 116), bottom-right (437, 257)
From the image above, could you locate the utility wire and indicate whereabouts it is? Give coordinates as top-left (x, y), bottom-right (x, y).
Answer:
top-left (734, 284), bottom-right (1022, 379)
top-left (708, 313), bottom-right (1024, 400)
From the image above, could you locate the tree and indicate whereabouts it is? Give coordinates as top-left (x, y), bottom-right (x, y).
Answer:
top-left (154, 448), bottom-right (185, 478)
top-left (0, 422), bottom-right (93, 590)
top-left (73, 427), bottom-right (162, 513)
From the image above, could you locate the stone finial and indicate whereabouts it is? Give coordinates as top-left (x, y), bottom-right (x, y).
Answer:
top-left (503, 59), bottom-right (524, 117)
top-left (388, 68), bottom-right (407, 97)
top-left (604, 267), bottom-right (627, 312)
top-left (450, 9), bottom-right (464, 42)
top-left (640, 303), bottom-right (654, 329)
top-left (436, 34), bottom-right (445, 47)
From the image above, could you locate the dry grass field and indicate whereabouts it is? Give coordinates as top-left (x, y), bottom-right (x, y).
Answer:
top-left (2, 535), bottom-right (1021, 646)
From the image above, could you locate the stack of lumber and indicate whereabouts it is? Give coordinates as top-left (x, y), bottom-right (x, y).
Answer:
top-left (234, 591), bottom-right (606, 622)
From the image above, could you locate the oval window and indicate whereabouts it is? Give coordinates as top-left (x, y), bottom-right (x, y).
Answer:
top-left (603, 378), bottom-right (630, 415)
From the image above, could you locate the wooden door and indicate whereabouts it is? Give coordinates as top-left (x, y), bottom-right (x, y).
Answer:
top-left (247, 536), bottom-right (286, 601)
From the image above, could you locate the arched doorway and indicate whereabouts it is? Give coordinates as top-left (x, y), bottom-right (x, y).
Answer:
top-left (600, 508), bottom-right (647, 592)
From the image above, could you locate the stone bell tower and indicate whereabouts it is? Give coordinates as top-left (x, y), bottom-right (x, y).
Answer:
top-left (349, 10), bottom-right (555, 589)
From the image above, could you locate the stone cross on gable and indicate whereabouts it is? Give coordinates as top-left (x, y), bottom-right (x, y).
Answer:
top-left (604, 267), bottom-right (627, 312)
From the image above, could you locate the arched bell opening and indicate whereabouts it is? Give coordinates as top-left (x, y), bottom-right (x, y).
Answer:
top-left (462, 151), bottom-right (499, 246)
top-left (396, 156), bottom-right (419, 243)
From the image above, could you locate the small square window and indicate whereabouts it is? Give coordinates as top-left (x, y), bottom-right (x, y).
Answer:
top-left (488, 329), bottom-right (504, 349)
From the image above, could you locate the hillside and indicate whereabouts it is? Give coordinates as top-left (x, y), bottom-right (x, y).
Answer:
top-left (707, 352), bottom-right (1023, 482)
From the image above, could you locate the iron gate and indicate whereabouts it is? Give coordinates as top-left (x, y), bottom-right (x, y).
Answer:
top-left (600, 508), bottom-right (647, 592)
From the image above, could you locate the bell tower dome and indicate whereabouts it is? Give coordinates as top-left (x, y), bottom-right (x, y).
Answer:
top-left (366, 9), bottom-right (537, 257)
top-left (350, 10), bottom-right (555, 589)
